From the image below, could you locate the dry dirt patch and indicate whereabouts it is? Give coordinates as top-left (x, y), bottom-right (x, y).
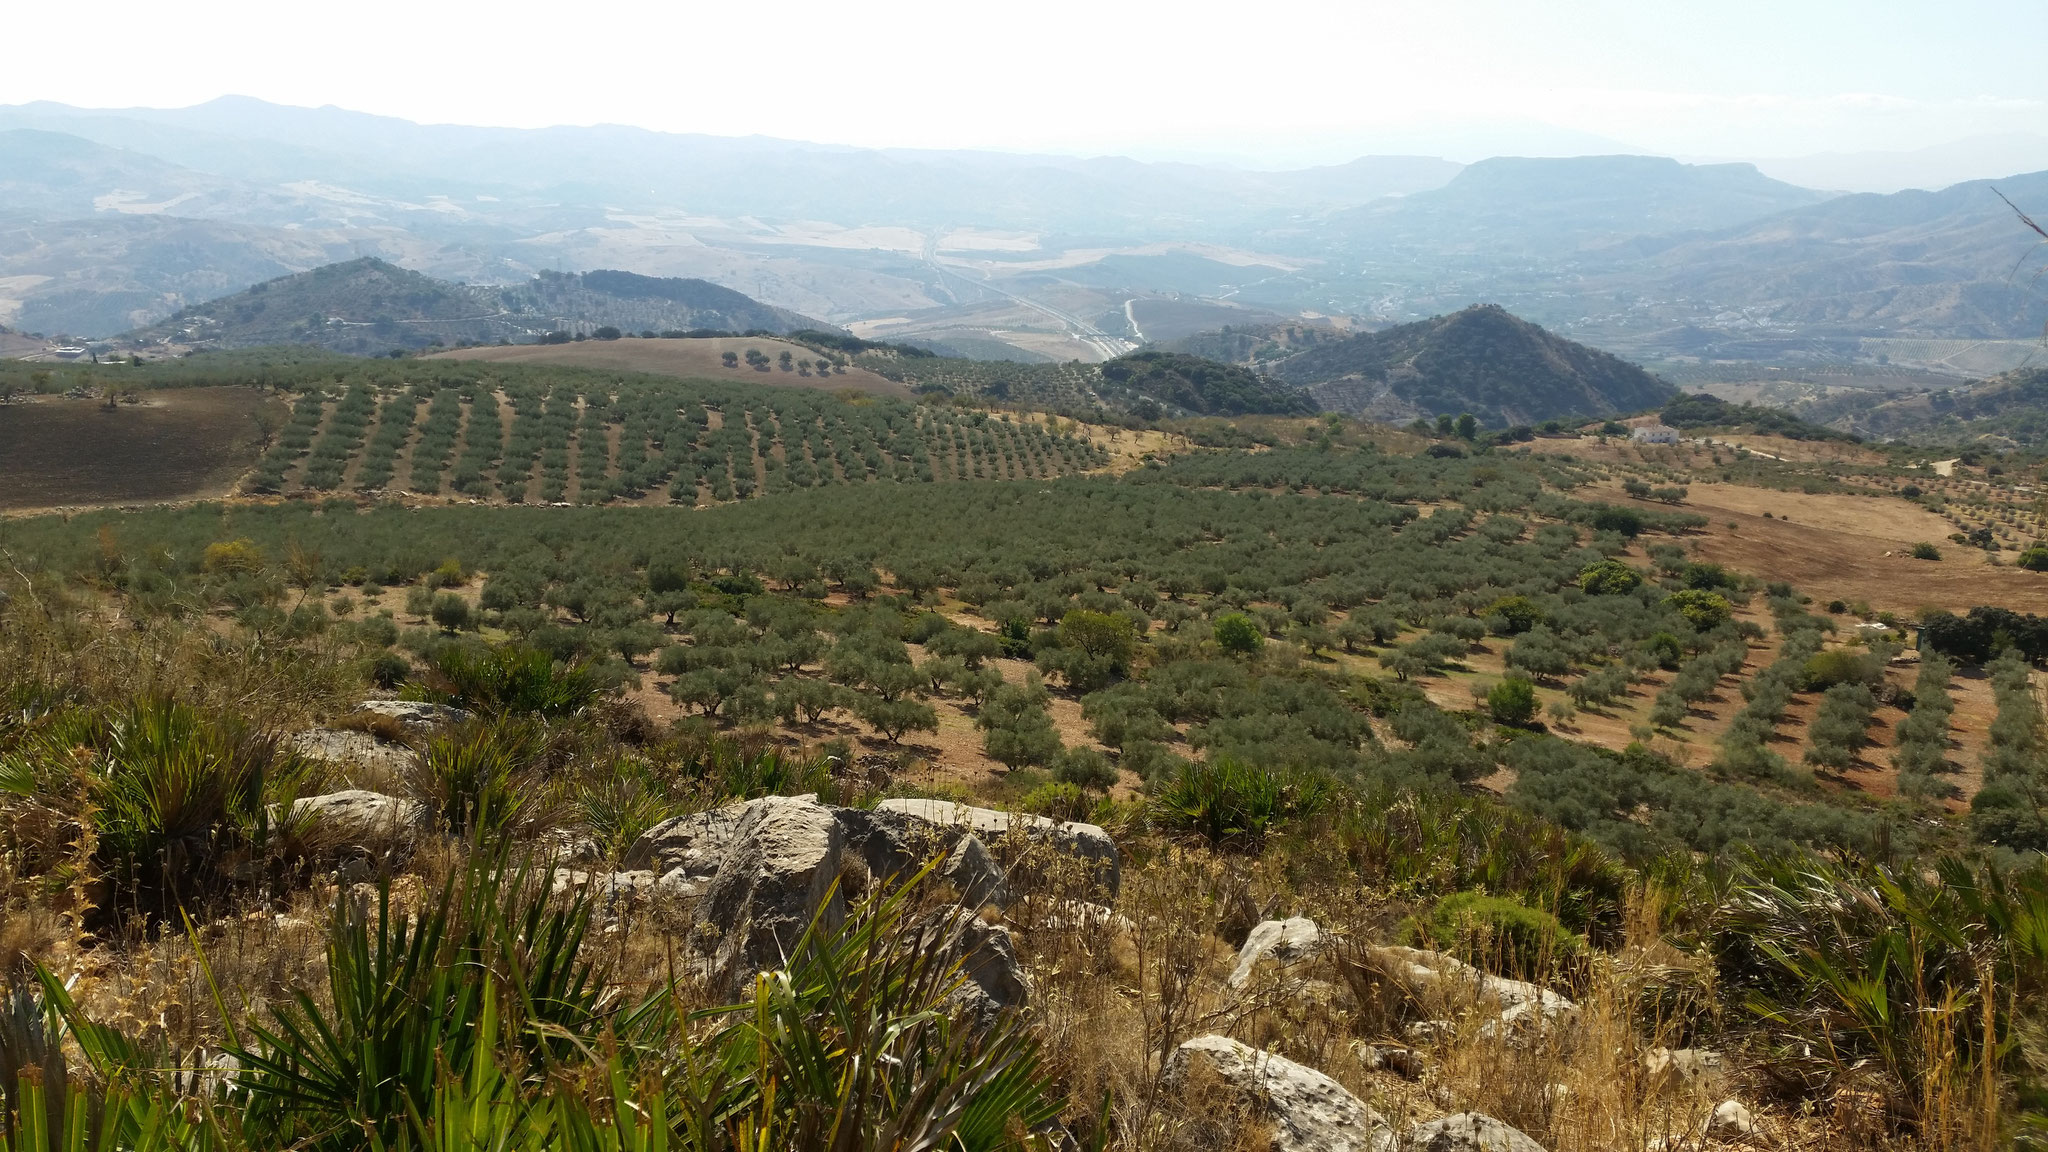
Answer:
top-left (1621, 482), bottom-right (2048, 617)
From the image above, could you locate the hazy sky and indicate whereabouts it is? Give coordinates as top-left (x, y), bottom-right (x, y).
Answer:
top-left (8, 0), bottom-right (2046, 164)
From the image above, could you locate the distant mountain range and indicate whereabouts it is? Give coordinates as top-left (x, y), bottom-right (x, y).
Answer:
top-left (1318, 155), bottom-right (1832, 257)
top-left (1616, 169), bottom-right (2048, 342)
top-left (119, 259), bottom-right (828, 354)
top-left (0, 97), bottom-right (2043, 370)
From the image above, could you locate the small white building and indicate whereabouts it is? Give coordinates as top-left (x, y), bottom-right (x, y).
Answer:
top-left (1631, 424), bottom-right (1680, 444)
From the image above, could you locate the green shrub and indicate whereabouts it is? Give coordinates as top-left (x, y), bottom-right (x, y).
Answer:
top-left (1020, 780), bottom-right (1093, 822)
top-left (1052, 745), bottom-right (1118, 791)
top-left (409, 645), bottom-right (603, 717)
top-left (1154, 758), bottom-right (1324, 849)
top-left (1578, 559), bottom-right (1642, 595)
top-left (409, 718), bottom-right (546, 836)
top-left (1665, 589), bottom-right (1733, 631)
top-left (1911, 542), bottom-right (1942, 561)
top-left (1801, 648), bottom-right (1881, 691)
top-left (1486, 677), bottom-right (1538, 726)
top-left (1407, 892), bottom-right (1584, 984)
top-left (79, 698), bottom-right (289, 923)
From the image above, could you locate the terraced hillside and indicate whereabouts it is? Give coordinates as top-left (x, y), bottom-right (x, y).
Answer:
top-left (245, 370), bottom-right (1108, 505)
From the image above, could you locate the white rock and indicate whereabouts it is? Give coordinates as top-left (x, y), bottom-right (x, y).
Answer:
top-left (874, 798), bottom-right (1120, 895)
top-left (1352, 1042), bottom-right (1426, 1079)
top-left (288, 729), bottom-right (413, 778)
top-left (1229, 917), bottom-right (1324, 988)
top-left (941, 834), bottom-right (1012, 909)
top-left (287, 789), bottom-right (420, 856)
top-left (1399, 1112), bottom-right (1547, 1152)
top-left (1359, 946), bottom-right (1577, 1027)
top-left (691, 795), bottom-right (848, 996)
top-left (622, 796), bottom-right (790, 874)
top-left (1643, 1047), bottom-right (1721, 1087)
top-left (1166, 1034), bottom-right (1394, 1152)
top-left (1706, 1100), bottom-right (1754, 1140)
top-left (352, 699), bottom-right (471, 736)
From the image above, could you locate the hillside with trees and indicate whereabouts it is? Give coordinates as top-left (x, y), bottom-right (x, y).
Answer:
top-left (1213, 304), bottom-right (1676, 425)
top-left (118, 258), bottom-right (830, 354)
top-left (1095, 350), bottom-right (1315, 417)
top-left (6, 345), bottom-right (2048, 1146)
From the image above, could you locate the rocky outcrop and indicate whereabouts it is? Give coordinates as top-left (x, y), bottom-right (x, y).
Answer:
top-left (1398, 1113), bottom-right (1547, 1152)
top-left (691, 795), bottom-right (848, 996)
top-left (873, 798), bottom-right (1121, 896)
top-left (287, 790), bottom-right (420, 858)
top-left (1229, 917), bottom-right (1325, 988)
top-left (940, 835), bottom-right (1012, 909)
top-left (621, 795), bottom-right (800, 875)
top-left (920, 907), bottom-right (1029, 1032)
top-left (288, 729), bottom-right (413, 782)
top-left (1165, 1034), bottom-right (1394, 1152)
top-left (352, 699), bottom-right (471, 737)
top-left (1356, 946), bottom-right (1577, 1031)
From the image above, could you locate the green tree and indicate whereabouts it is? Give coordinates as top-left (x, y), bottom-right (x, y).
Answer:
top-left (1579, 559), bottom-right (1642, 595)
top-left (978, 678), bottom-right (1063, 770)
top-left (1057, 610), bottom-right (1139, 668)
top-left (430, 592), bottom-right (472, 632)
top-left (1666, 589), bottom-right (1733, 631)
top-left (1212, 612), bottom-right (1265, 657)
top-left (1486, 677), bottom-right (1538, 726)
top-left (856, 693), bottom-right (938, 744)
top-left (1486, 595), bottom-right (1543, 635)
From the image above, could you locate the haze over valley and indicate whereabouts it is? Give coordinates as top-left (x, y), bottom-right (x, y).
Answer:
top-left (5, 97), bottom-right (2046, 394)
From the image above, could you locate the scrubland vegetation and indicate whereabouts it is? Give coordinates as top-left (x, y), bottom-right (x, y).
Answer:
top-left (5, 354), bottom-right (2048, 1150)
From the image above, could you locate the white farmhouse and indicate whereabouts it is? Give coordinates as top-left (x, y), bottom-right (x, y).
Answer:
top-left (1631, 424), bottom-right (1680, 444)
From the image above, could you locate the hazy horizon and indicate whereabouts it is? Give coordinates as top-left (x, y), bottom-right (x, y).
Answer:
top-left (7, 0), bottom-right (2046, 185)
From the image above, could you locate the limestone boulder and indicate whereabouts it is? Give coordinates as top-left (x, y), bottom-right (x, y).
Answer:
top-left (921, 834), bottom-right (1005, 908)
top-left (352, 699), bottom-right (471, 738)
top-left (690, 795), bottom-right (848, 996)
top-left (873, 798), bottom-right (1120, 896)
top-left (288, 729), bottom-right (413, 783)
top-left (1398, 1113), bottom-right (1547, 1152)
top-left (1229, 917), bottom-right (1325, 988)
top-left (1165, 1034), bottom-right (1394, 1152)
top-left (1357, 946), bottom-right (1577, 1029)
top-left (287, 790), bottom-right (420, 858)
top-left (622, 795), bottom-right (809, 875)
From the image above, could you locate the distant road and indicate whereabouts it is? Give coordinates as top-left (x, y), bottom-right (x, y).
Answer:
top-left (921, 237), bottom-right (1136, 361)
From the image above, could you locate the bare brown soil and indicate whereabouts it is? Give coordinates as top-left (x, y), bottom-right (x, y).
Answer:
top-left (1609, 482), bottom-right (2048, 618)
top-left (427, 338), bottom-right (910, 398)
top-left (0, 388), bottom-right (279, 512)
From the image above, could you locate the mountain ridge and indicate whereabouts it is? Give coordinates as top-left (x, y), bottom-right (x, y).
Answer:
top-left (119, 258), bottom-right (832, 354)
top-left (1169, 305), bottom-right (1675, 426)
